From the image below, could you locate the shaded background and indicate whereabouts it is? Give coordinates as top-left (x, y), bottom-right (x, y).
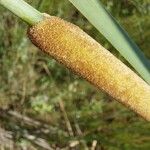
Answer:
top-left (0, 0), bottom-right (150, 149)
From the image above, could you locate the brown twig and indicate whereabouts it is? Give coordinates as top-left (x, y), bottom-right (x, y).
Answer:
top-left (59, 100), bottom-right (74, 137)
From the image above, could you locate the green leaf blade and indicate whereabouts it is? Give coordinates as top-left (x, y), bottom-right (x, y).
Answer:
top-left (69, 0), bottom-right (150, 84)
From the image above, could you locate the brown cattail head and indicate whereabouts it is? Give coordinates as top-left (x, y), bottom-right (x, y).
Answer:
top-left (28, 15), bottom-right (150, 121)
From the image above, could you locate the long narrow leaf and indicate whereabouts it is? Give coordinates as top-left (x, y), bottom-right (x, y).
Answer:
top-left (69, 0), bottom-right (150, 84)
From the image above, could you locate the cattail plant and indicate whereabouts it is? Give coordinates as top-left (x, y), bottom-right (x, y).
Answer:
top-left (0, 0), bottom-right (150, 121)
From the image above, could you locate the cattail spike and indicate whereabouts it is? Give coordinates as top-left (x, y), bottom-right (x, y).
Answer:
top-left (28, 15), bottom-right (150, 121)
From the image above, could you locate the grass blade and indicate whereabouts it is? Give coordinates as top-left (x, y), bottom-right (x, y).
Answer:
top-left (69, 0), bottom-right (150, 84)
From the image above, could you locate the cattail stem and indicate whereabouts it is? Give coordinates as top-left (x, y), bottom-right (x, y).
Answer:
top-left (0, 0), bottom-right (44, 25)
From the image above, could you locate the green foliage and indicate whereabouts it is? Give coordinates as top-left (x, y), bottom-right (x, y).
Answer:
top-left (0, 0), bottom-right (150, 149)
top-left (30, 95), bottom-right (53, 114)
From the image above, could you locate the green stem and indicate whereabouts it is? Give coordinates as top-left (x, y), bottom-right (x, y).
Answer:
top-left (0, 0), bottom-right (44, 25)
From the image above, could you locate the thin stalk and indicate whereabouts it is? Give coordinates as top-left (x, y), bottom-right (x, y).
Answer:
top-left (0, 0), bottom-right (44, 25)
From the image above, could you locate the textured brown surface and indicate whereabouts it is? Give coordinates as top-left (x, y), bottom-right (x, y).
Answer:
top-left (28, 16), bottom-right (150, 121)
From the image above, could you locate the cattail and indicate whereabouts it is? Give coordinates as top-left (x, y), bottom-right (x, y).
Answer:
top-left (28, 15), bottom-right (150, 121)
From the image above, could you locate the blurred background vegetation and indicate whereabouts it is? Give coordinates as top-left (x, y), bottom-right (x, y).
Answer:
top-left (0, 0), bottom-right (150, 149)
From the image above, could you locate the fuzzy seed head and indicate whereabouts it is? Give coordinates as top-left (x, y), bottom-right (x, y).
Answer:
top-left (28, 15), bottom-right (150, 121)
